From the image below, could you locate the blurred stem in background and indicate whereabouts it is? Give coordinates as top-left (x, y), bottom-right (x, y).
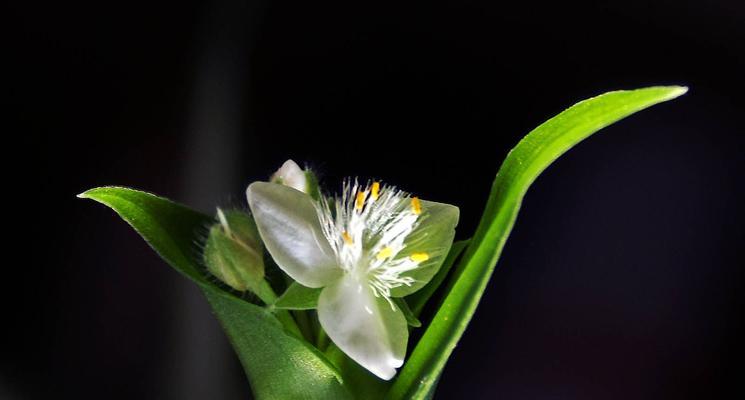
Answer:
top-left (168, 0), bottom-right (260, 399)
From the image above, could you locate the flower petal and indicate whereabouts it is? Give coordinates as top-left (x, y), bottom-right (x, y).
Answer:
top-left (270, 159), bottom-right (308, 193)
top-left (318, 274), bottom-right (408, 380)
top-left (247, 182), bottom-right (341, 288)
top-left (388, 200), bottom-right (459, 297)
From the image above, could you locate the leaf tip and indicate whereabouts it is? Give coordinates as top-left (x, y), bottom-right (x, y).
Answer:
top-left (77, 186), bottom-right (130, 201)
top-left (665, 85), bottom-right (689, 100)
top-left (77, 188), bottom-right (96, 199)
top-left (77, 187), bottom-right (109, 201)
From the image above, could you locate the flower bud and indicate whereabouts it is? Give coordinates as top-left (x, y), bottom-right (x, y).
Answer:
top-left (271, 160), bottom-right (307, 191)
top-left (203, 208), bottom-right (265, 292)
top-left (270, 159), bottom-right (321, 200)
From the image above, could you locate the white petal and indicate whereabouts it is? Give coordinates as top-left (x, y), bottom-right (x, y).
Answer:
top-left (247, 182), bottom-right (341, 288)
top-left (388, 200), bottom-right (459, 297)
top-left (318, 274), bottom-right (408, 380)
top-left (270, 159), bottom-right (308, 193)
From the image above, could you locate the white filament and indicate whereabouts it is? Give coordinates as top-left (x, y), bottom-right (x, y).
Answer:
top-left (315, 180), bottom-right (425, 303)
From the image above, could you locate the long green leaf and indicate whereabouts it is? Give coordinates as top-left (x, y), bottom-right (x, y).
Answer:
top-left (387, 86), bottom-right (688, 399)
top-left (80, 187), bottom-right (352, 399)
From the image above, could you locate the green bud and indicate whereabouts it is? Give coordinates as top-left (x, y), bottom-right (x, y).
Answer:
top-left (203, 208), bottom-right (264, 292)
top-left (304, 169), bottom-right (321, 201)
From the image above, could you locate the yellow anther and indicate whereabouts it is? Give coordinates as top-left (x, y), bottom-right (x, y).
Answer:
top-left (411, 196), bottom-right (422, 215)
top-left (376, 246), bottom-right (393, 260)
top-left (410, 252), bottom-right (429, 263)
top-left (371, 182), bottom-right (380, 200)
top-left (355, 191), bottom-right (367, 211)
top-left (342, 231), bottom-right (353, 245)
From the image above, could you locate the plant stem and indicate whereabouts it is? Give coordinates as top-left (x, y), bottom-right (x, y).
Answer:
top-left (308, 310), bottom-right (329, 350)
top-left (253, 279), bottom-right (303, 337)
top-left (293, 310), bottom-right (315, 343)
top-left (316, 325), bottom-right (329, 350)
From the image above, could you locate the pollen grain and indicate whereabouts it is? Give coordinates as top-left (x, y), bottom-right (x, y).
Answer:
top-left (376, 246), bottom-right (393, 260)
top-left (355, 191), bottom-right (367, 211)
top-left (410, 252), bottom-right (429, 262)
top-left (371, 182), bottom-right (380, 200)
top-left (411, 197), bottom-right (422, 215)
top-left (342, 231), bottom-right (354, 245)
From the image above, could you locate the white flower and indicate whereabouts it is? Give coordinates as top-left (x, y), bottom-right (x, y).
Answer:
top-left (270, 159), bottom-right (309, 193)
top-left (247, 179), bottom-right (459, 379)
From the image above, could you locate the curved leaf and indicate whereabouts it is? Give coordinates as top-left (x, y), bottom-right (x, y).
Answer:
top-left (80, 187), bottom-right (352, 399)
top-left (386, 86), bottom-right (688, 399)
top-left (79, 186), bottom-right (214, 286)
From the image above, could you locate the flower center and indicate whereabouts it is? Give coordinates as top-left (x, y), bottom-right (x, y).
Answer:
top-left (315, 180), bottom-right (430, 300)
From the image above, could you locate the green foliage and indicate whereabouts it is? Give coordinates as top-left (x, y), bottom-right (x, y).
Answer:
top-left (79, 187), bottom-right (351, 399)
top-left (81, 86), bottom-right (686, 399)
top-left (386, 86), bottom-right (687, 399)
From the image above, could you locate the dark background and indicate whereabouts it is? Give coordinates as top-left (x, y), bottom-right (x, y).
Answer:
top-left (6, 0), bottom-right (744, 398)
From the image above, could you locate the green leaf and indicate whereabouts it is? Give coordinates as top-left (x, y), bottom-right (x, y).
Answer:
top-left (406, 240), bottom-right (469, 317)
top-left (79, 187), bottom-right (215, 286)
top-left (80, 186), bottom-right (352, 400)
top-left (275, 282), bottom-right (323, 310)
top-left (203, 287), bottom-right (351, 399)
top-left (325, 344), bottom-right (391, 400)
top-left (386, 86), bottom-right (688, 399)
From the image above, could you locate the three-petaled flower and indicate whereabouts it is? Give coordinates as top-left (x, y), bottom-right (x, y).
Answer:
top-left (247, 177), bottom-right (459, 379)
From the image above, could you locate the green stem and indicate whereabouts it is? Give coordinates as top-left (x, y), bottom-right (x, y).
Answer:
top-left (253, 279), bottom-right (303, 337)
top-left (293, 310), bottom-right (315, 343)
top-left (308, 310), bottom-right (329, 350)
top-left (316, 325), bottom-right (329, 350)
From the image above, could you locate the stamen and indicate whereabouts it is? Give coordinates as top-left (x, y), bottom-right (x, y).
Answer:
top-left (376, 246), bottom-right (393, 260)
top-left (315, 178), bottom-right (426, 303)
top-left (371, 182), bottom-right (380, 200)
top-left (410, 252), bottom-right (429, 263)
top-left (342, 231), bottom-right (353, 245)
top-left (355, 191), bottom-right (367, 211)
top-left (411, 197), bottom-right (422, 215)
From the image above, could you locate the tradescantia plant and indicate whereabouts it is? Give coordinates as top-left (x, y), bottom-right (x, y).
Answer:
top-left (80, 86), bottom-right (686, 399)
top-left (248, 178), bottom-right (458, 380)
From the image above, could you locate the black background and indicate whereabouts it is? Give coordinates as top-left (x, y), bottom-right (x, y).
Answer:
top-left (6, 0), bottom-right (744, 398)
